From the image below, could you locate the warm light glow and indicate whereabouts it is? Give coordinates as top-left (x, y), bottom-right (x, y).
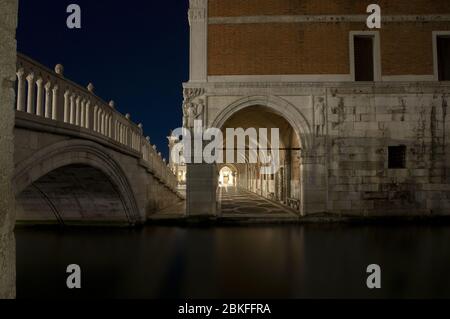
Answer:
top-left (219, 166), bottom-right (235, 187)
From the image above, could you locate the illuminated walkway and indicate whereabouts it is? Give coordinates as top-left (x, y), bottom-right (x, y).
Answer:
top-left (218, 187), bottom-right (298, 219)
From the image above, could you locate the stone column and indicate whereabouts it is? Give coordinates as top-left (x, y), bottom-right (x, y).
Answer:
top-left (185, 125), bottom-right (218, 218)
top-left (0, 0), bottom-right (18, 299)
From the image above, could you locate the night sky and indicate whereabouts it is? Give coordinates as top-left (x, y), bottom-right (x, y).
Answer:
top-left (17, 0), bottom-right (190, 158)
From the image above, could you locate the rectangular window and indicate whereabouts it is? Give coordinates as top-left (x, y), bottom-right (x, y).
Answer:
top-left (354, 36), bottom-right (374, 81)
top-left (388, 146), bottom-right (406, 169)
top-left (437, 36), bottom-right (450, 81)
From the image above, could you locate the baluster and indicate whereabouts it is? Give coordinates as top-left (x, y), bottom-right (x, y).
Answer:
top-left (106, 114), bottom-right (110, 137)
top-left (75, 97), bottom-right (81, 126)
top-left (108, 116), bottom-right (112, 138)
top-left (80, 99), bottom-right (86, 128)
top-left (16, 68), bottom-right (25, 111)
top-left (70, 94), bottom-right (76, 124)
top-left (35, 77), bottom-right (43, 116)
top-left (104, 114), bottom-right (108, 136)
top-left (44, 82), bottom-right (52, 118)
top-left (26, 72), bottom-right (35, 114)
top-left (52, 85), bottom-right (59, 120)
top-left (64, 90), bottom-right (70, 123)
top-left (100, 110), bottom-right (105, 135)
top-left (85, 102), bottom-right (91, 129)
top-left (93, 106), bottom-right (98, 131)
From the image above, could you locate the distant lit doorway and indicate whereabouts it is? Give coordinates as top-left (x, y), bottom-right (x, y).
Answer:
top-left (219, 166), bottom-right (236, 187)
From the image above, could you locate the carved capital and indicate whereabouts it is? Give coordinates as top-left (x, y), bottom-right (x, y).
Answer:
top-left (188, 0), bottom-right (206, 25)
top-left (188, 8), bottom-right (206, 25)
top-left (183, 88), bottom-right (205, 102)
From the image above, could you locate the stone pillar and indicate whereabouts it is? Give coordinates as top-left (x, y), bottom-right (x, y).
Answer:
top-left (188, 0), bottom-right (207, 83)
top-left (186, 164), bottom-right (218, 217)
top-left (0, 0), bottom-right (18, 299)
top-left (300, 150), bottom-right (328, 215)
top-left (185, 126), bottom-right (218, 217)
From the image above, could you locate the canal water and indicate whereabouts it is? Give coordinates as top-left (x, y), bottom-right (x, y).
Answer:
top-left (16, 224), bottom-right (450, 299)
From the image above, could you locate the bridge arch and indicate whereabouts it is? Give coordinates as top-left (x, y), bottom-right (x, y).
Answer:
top-left (13, 139), bottom-right (141, 225)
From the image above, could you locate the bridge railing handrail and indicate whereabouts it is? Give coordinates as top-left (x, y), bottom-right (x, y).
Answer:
top-left (15, 53), bottom-right (177, 191)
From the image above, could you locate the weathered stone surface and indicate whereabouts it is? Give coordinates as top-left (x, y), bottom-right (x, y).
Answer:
top-left (0, 0), bottom-right (18, 299)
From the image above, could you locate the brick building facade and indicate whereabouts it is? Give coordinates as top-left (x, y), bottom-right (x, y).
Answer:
top-left (183, 0), bottom-right (450, 217)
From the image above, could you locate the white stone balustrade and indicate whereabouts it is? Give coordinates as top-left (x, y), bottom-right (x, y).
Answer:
top-left (15, 54), bottom-right (177, 189)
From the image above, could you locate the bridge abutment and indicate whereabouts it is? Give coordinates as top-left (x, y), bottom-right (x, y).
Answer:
top-left (0, 0), bottom-right (18, 299)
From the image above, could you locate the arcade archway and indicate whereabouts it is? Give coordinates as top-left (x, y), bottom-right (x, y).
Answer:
top-left (218, 105), bottom-right (302, 210)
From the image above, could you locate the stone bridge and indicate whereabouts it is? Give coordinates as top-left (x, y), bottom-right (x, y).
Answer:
top-left (13, 54), bottom-right (183, 226)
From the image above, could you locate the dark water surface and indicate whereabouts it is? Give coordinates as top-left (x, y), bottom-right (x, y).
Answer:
top-left (16, 224), bottom-right (450, 299)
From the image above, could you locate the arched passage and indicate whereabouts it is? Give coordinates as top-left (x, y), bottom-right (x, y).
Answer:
top-left (13, 140), bottom-right (141, 225)
top-left (218, 104), bottom-right (303, 206)
top-left (218, 165), bottom-right (238, 187)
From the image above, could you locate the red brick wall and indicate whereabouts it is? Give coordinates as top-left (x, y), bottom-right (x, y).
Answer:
top-left (209, 0), bottom-right (450, 17)
top-left (207, 0), bottom-right (450, 76)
